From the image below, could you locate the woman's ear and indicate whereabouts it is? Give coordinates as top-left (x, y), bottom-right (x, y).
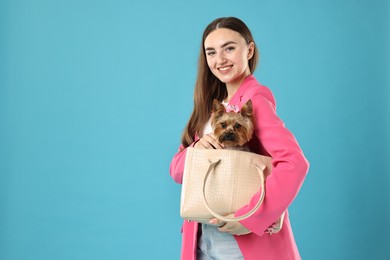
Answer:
top-left (247, 42), bottom-right (255, 60)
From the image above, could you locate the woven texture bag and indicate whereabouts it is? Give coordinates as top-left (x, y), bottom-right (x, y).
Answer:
top-left (180, 147), bottom-right (272, 224)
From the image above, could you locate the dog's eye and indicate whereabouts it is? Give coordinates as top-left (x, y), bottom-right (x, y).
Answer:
top-left (234, 124), bottom-right (241, 129)
top-left (221, 123), bottom-right (227, 128)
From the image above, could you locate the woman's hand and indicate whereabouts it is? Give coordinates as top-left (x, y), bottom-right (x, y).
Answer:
top-left (209, 215), bottom-right (251, 236)
top-left (194, 133), bottom-right (224, 149)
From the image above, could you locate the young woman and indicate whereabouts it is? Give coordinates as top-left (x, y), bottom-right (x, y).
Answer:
top-left (170, 17), bottom-right (309, 260)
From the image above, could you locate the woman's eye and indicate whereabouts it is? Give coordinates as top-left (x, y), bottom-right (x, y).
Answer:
top-left (226, 46), bottom-right (235, 52)
top-left (206, 51), bottom-right (216, 56)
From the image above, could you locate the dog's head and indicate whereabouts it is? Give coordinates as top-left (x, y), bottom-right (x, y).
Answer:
top-left (211, 99), bottom-right (254, 147)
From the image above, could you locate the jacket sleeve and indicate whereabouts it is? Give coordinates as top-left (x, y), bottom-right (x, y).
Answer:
top-left (169, 145), bottom-right (187, 184)
top-left (169, 139), bottom-right (199, 184)
top-left (235, 93), bottom-right (309, 236)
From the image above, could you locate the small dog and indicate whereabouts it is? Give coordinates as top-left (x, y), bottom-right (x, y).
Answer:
top-left (211, 99), bottom-right (254, 150)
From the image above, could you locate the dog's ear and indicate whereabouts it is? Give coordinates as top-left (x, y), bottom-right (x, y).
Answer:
top-left (212, 99), bottom-right (226, 115)
top-left (240, 99), bottom-right (253, 118)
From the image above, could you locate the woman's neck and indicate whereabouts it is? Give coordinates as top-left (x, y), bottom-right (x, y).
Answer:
top-left (224, 72), bottom-right (251, 102)
top-left (224, 84), bottom-right (240, 103)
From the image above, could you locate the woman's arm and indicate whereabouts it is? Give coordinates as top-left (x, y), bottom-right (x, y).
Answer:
top-left (169, 145), bottom-right (188, 184)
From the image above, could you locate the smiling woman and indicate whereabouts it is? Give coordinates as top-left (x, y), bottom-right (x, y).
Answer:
top-left (169, 17), bottom-right (309, 260)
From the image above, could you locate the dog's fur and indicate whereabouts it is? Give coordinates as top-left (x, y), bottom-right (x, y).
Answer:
top-left (211, 99), bottom-right (254, 150)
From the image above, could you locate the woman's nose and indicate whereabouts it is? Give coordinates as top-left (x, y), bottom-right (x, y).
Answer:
top-left (217, 52), bottom-right (227, 64)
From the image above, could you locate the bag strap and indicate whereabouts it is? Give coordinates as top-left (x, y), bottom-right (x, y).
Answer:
top-left (202, 159), bottom-right (266, 222)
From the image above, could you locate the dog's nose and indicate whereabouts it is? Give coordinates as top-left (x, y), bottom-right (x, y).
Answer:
top-left (224, 132), bottom-right (235, 141)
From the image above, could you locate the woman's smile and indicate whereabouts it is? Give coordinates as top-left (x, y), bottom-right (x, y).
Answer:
top-left (218, 65), bottom-right (233, 73)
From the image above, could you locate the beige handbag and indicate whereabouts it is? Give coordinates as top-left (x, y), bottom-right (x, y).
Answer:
top-left (180, 147), bottom-right (272, 223)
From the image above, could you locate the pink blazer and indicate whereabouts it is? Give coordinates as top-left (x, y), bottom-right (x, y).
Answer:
top-left (170, 75), bottom-right (309, 260)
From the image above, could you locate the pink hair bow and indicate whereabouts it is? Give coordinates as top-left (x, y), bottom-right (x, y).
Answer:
top-left (225, 104), bottom-right (240, 113)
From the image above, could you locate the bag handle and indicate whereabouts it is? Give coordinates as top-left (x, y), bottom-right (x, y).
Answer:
top-left (202, 159), bottom-right (266, 222)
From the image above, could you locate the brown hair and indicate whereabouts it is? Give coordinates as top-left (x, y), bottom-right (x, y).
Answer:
top-left (181, 17), bottom-right (259, 147)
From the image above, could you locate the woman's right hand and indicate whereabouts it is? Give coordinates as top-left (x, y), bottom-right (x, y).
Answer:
top-left (194, 133), bottom-right (224, 149)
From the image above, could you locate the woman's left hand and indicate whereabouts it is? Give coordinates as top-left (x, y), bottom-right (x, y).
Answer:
top-left (209, 215), bottom-right (251, 236)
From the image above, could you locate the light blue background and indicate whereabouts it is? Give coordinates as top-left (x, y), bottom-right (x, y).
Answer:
top-left (1, 0), bottom-right (389, 259)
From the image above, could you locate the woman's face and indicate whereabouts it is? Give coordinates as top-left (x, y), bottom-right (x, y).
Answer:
top-left (204, 28), bottom-right (254, 88)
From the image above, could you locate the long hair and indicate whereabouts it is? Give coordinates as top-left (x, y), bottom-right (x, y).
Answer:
top-left (181, 17), bottom-right (259, 147)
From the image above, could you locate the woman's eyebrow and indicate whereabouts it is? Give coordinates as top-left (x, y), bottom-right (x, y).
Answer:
top-left (205, 41), bottom-right (237, 51)
top-left (221, 41), bottom-right (237, 48)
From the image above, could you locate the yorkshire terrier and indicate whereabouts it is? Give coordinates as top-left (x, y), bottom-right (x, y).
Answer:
top-left (211, 99), bottom-right (254, 150)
